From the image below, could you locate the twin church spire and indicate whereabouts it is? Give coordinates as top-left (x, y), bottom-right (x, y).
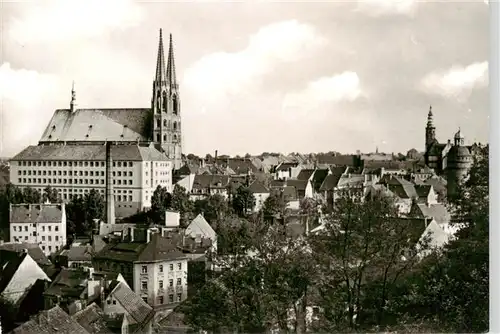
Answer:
top-left (154, 28), bottom-right (177, 88)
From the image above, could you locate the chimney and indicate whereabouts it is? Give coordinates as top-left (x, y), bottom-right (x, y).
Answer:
top-left (105, 142), bottom-right (116, 225)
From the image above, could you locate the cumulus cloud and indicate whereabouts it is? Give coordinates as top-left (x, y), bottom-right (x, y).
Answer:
top-left (420, 61), bottom-right (488, 99)
top-left (8, 0), bottom-right (144, 44)
top-left (0, 63), bottom-right (62, 155)
top-left (183, 20), bottom-right (327, 102)
top-left (282, 72), bottom-right (362, 118)
top-left (355, 0), bottom-right (417, 16)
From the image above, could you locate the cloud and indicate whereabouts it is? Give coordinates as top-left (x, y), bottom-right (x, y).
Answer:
top-left (282, 72), bottom-right (362, 119)
top-left (182, 20), bottom-right (327, 102)
top-left (8, 0), bottom-right (144, 44)
top-left (355, 0), bottom-right (417, 16)
top-left (420, 61), bottom-right (488, 99)
top-left (0, 63), bottom-right (62, 155)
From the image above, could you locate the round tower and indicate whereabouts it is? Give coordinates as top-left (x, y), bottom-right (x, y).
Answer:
top-left (446, 129), bottom-right (473, 199)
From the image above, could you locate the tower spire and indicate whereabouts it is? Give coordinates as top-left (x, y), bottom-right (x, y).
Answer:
top-left (166, 33), bottom-right (177, 88)
top-left (155, 29), bottom-right (166, 82)
top-left (70, 81), bottom-right (76, 112)
top-left (427, 105), bottom-right (433, 126)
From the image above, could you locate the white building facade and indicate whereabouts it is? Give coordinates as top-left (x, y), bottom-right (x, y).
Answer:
top-left (9, 203), bottom-right (67, 255)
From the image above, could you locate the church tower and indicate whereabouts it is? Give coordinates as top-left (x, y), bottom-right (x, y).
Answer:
top-left (151, 29), bottom-right (183, 170)
top-left (425, 105), bottom-right (436, 150)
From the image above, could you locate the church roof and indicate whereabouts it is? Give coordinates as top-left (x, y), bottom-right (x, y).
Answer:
top-left (39, 108), bottom-right (151, 143)
top-left (11, 144), bottom-right (168, 162)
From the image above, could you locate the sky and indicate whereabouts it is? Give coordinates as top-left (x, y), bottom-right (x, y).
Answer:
top-left (0, 0), bottom-right (489, 157)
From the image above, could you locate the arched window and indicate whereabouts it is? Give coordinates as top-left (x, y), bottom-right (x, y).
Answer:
top-left (162, 91), bottom-right (167, 111)
top-left (163, 119), bottom-right (167, 127)
top-left (156, 119), bottom-right (160, 128)
top-left (173, 134), bottom-right (177, 142)
top-left (173, 122), bottom-right (177, 130)
top-left (173, 95), bottom-right (178, 115)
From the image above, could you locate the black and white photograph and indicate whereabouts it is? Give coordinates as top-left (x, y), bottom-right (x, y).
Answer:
top-left (0, 1), bottom-right (490, 333)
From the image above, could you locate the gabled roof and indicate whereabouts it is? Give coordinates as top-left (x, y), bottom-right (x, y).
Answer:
top-left (389, 184), bottom-right (418, 199)
top-left (109, 281), bottom-right (155, 326)
top-left (248, 180), bottom-right (269, 194)
top-left (44, 268), bottom-right (88, 298)
top-left (72, 303), bottom-right (111, 334)
top-left (297, 169), bottom-right (315, 181)
top-left (319, 173), bottom-right (342, 191)
top-left (185, 214), bottom-right (217, 241)
top-left (276, 162), bottom-right (299, 171)
top-left (0, 250), bottom-right (27, 295)
top-left (10, 204), bottom-right (64, 224)
top-left (10, 305), bottom-right (90, 334)
top-left (0, 242), bottom-right (50, 266)
top-left (39, 108), bottom-right (150, 143)
top-left (415, 184), bottom-right (433, 198)
top-left (424, 176), bottom-right (447, 194)
top-left (337, 174), bottom-right (364, 188)
top-left (192, 174), bottom-right (230, 190)
top-left (311, 169), bottom-right (330, 191)
top-left (286, 179), bottom-right (309, 191)
top-left (270, 179), bottom-right (286, 188)
top-left (63, 245), bottom-right (94, 262)
top-left (413, 203), bottom-right (451, 226)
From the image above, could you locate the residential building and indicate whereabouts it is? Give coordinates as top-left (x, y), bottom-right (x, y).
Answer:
top-left (248, 180), bottom-right (270, 212)
top-left (57, 245), bottom-right (94, 269)
top-left (185, 214), bottom-right (217, 253)
top-left (274, 162), bottom-right (302, 180)
top-left (92, 233), bottom-right (189, 310)
top-left (0, 249), bottom-right (51, 304)
top-left (189, 174), bottom-right (230, 201)
top-left (0, 242), bottom-right (51, 268)
top-left (9, 203), bottom-right (67, 256)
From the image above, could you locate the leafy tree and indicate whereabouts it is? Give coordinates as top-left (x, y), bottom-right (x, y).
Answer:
top-left (21, 187), bottom-right (41, 204)
top-left (66, 190), bottom-right (104, 237)
top-left (194, 194), bottom-right (228, 224)
top-left (42, 185), bottom-right (59, 203)
top-left (150, 185), bottom-right (172, 223)
top-left (232, 186), bottom-right (255, 216)
top-left (0, 296), bottom-right (18, 333)
top-left (170, 184), bottom-right (194, 226)
top-left (389, 146), bottom-right (489, 332)
top-left (262, 192), bottom-right (286, 218)
top-left (309, 192), bottom-right (430, 332)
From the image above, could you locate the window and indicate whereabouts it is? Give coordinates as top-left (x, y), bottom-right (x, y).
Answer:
top-left (55, 236), bottom-right (59, 241)
top-left (169, 279), bottom-right (173, 287)
top-left (177, 293), bottom-right (182, 302)
top-left (113, 300), bottom-right (116, 305)
top-left (142, 266), bottom-right (147, 274)
top-left (55, 226), bottom-right (59, 232)
top-left (33, 232), bottom-right (37, 236)
top-left (176, 278), bottom-right (181, 286)
top-left (159, 296), bottom-right (164, 304)
top-left (24, 226), bottom-right (28, 232)
top-left (48, 226), bottom-right (52, 232)
top-left (107, 300), bottom-right (111, 305)
top-left (159, 265), bottom-right (163, 273)
top-left (177, 263), bottom-right (182, 270)
top-left (159, 280), bottom-right (163, 289)
top-left (141, 281), bottom-right (148, 290)
top-left (42, 236), bottom-right (45, 241)
top-left (169, 264), bottom-right (173, 271)
top-left (142, 297), bottom-right (148, 303)
top-left (48, 236), bottom-right (52, 241)
top-left (168, 294), bottom-right (174, 303)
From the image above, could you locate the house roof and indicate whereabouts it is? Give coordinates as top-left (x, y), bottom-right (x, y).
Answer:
top-left (286, 179), bottom-right (309, 191)
top-left (109, 281), bottom-right (155, 326)
top-left (44, 268), bottom-right (89, 298)
top-left (0, 242), bottom-right (50, 266)
top-left (311, 169), bottom-right (330, 191)
top-left (424, 176), bottom-right (447, 194)
top-left (415, 184), bottom-right (433, 198)
top-left (248, 180), bottom-right (269, 194)
top-left (337, 174), bottom-right (364, 188)
top-left (270, 179), bottom-right (286, 188)
top-left (95, 234), bottom-right (187, 263)
top-left (10, 305), bottom-right (90, 334)
top-left (63, 245), bottom-right (94, 262)
top-left (379, 175), bottom-right (414, 186)
top-left (185, 214), bottom-right (217, 241)
top-left (10, 204), bottom-right (64, 224)
top-left (413, 203), bottom-right (451, 226)
top-left (389, 184), bottom-right (418, 199)
top-left (317, 154), bottom-right (357, 166)
top-left (72, 303), bottom-right (111, 334)
top-left (297, 169), bottom-right (315, 180)
top-left (319, 173), bottom-right (342, 191)
top-left (276, 162), bottom-right (299, 171)
top-left (192, 174), bottom-right (230, 190)
top-left (0, 250), bottom-right (28, 295)
top-left (38, 108), bottom-right (150, 143)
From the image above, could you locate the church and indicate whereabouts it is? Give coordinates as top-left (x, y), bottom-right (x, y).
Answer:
top-left (9, 29), bottom-right (182, 217)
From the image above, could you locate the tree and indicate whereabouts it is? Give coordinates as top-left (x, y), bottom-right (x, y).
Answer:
top-left (309, 192), bottom-right (430, 332)
top-left (232, 186), bottom-right (255, 216)
top-left (150, 185), bottom-right (172, 223)
top-left (262, 192), bottom-right (286, 218)
top-left (0, 296), bottom-right (18, 333)
top-left (170, 184), bottom-right (194, 226)
top-left (389, 146), bottom-right (489, 332)
top-left (42, 185), bottom-right (59, 203)
top-left (194, 194), bottom-right (228, 224)
top-left (83, 189), bottom-right (105, 232)
top-left (66, 190), bottom-right (104, 237)
top-left (21, 187), bottom-right (41, 204)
